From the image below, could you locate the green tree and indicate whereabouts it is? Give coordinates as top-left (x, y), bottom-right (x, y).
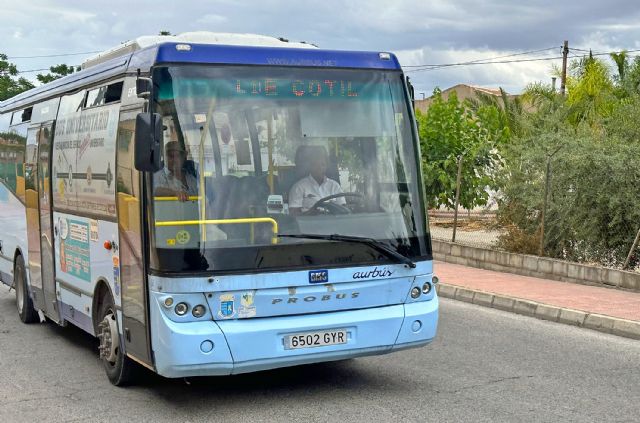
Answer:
top-left (417, 89), bottom-right (508, 210)
top-left (621, 56), bottom-right (640, 95)
top-left (496, 55), bottom-right (640, 267)
top-left (36, 63), bottom-right (79, 84)
top-left (466, 87), bottom-right (525, 138)
top-left (609, 50), bottom-right (628, 84)
top-left (565, 57), bottom-right (616, 129)
top-left (0, 53), bottom-right (35, 101)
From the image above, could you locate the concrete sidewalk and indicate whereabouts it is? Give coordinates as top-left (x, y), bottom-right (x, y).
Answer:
top-left (434, 260), bottom-right (640, 340)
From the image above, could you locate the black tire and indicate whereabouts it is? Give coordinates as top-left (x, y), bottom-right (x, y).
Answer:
top-left (14, 255), bottom-right (39, 324)
top-left (97, 292), bottom-right (136, 386)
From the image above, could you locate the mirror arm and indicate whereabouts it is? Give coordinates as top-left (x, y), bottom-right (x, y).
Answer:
top-left (136, 69), bottom-right (152, 99)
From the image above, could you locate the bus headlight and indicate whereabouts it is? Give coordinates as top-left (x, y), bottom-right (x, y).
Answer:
top-left (175, 302), bottom-right (189, 316)
top-left (192, 304), bottom-right (207, 318)
top-left (422, 282), bottom-right (432, 294)
top-left (410, 287), bottom-right (421, 299)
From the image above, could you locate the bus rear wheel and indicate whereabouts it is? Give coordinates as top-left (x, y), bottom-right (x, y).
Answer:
top-left (96, 293), bottom-right (135, 386)
top-left (14, 255), bottom-right (39, 324)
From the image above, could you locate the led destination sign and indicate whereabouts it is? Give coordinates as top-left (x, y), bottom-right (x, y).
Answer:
top-left (164, 78), bottom-right (370, 101)
top-left (234, 79), bottom-right (359, 98)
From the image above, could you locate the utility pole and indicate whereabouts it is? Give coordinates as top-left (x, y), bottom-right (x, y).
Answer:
top-left (539, 145), bottom-right (563, 256)
top-left (560, 40), bottom-right (569, 95)
top-left (539, 157), bottom-right (552, 256)
top-left (451, 155), bottom-right (463, 243)
top-left (623, 228), bottom-right (640, 270)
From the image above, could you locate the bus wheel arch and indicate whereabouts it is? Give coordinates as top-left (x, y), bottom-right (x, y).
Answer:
top-left (12, 246), bottom-right (25, 287)
top-left (13, 251), bottom-right (39, 323)
top-left (92, 279), bottom-right (113, 335)
top-left (92, 278), bottom-right (135, 386)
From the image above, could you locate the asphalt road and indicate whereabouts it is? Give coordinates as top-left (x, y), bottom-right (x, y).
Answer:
top-left (0, 287), bottom-right (638, 423)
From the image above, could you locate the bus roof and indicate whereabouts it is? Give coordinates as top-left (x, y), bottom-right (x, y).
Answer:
top-left (1, 40), bottom-right (401, 113)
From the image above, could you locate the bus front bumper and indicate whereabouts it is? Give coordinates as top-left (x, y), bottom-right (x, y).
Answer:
top-left (149, 295), bottom-right (438, 378)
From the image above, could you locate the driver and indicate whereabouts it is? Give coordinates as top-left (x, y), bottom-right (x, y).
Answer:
top-left (288, 148), bottom-right (345, 215)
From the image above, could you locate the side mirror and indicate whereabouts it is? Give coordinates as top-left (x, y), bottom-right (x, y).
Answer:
top-left (134, 112), bottom-right (163, 172)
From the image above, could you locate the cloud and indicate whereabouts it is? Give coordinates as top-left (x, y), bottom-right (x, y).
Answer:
top-left (197, 14), bottom-right (229, 26)
top-left (2, 0), bottom-right (640, 92)
top-left (397, 46), bottom-right (559, 94)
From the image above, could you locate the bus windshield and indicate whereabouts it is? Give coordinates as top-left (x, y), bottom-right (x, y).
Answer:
top-left (149, 65), bottom-right (430, 273)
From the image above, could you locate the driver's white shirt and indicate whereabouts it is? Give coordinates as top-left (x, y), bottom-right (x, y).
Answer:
top-left (289, 174), bottom-right (345, 212)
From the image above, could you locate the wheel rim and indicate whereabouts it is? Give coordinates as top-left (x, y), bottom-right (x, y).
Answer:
top-left (97, 311), bottom-right (120, 365)
top-left (15, 265), bottom-right (24, 314)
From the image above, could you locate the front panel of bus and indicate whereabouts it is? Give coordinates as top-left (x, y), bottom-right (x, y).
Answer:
top-left (143, 64), bottom-right (438, 376)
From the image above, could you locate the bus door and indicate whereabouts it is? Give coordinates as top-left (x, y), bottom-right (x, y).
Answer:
top-left (37, 122), bottom-right (59, 322)
top-left (24, 123), bottom-right (60, 322)
top-left (116, 107), bottom-right (153, 366)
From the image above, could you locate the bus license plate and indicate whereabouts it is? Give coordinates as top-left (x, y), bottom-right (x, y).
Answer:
top-left (284, 329), bottom-right (348, 350)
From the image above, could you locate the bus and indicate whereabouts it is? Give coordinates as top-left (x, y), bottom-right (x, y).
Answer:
top-left (0, 32), bottom-right (438, 385)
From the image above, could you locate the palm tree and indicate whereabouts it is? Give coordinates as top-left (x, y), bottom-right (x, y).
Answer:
top-left (466, 87), bottom-right (525, 138)
top-left (610, 50), bottom-right (628, 83)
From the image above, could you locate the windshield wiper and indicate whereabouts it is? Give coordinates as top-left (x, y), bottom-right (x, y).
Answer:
top-left (278, 233), bottom-right (416, 268)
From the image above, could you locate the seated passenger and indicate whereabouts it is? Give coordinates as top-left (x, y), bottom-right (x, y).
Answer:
top-left (289, 148), bottom-right (345, 215)
top-left (154, 141), bottom-right (198, 201)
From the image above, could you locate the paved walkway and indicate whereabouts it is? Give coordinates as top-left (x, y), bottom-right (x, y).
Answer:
top-left (434, 260), bottom-right (640, 339)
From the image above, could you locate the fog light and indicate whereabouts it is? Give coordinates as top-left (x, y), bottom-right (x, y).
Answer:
top-left (432, 275), bottom-right (439, 284)
top-left (163, 297), bottom-right (174, 307)
top-left (200, 340), bottom-right (214, 353)
top-left (192, 304), bottom-right (207, 318)
top-left (175, 302), bottom-right (189, 316)
top-left (410, 287), bottom-right (421, 299)
top-left (422, 282), bottom-right (432, 294)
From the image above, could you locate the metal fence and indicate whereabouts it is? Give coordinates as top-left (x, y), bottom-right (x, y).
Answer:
top-left (429, 210), bottom-right (502, 249)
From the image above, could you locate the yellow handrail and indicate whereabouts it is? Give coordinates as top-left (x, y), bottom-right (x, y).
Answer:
top-left (154, 217), bottom-right (279, 244)
top-left (153, 196), bottom-right (201, 201)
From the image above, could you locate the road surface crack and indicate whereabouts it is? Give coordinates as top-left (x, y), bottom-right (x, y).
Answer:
top-left (437, 375), bottom-right (535, 394)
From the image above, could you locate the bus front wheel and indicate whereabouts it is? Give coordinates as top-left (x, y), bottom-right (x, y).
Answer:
top-left (97, 292), bottom-right (135, 386)
top-left (14, 255), bottom-right (39, 324)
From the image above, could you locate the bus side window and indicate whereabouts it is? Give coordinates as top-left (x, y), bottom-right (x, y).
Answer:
top-left (58, 91), bottom-right (86, 116)
top-left (86, 81), bottom-right (124, 109)
top-left (2, 117), bottom-right (28, 202)
top-left (0, 112), bottom-right (13, 190)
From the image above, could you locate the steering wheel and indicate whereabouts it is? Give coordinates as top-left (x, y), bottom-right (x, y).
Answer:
top-left (304, 192), bottom-right (364, 215)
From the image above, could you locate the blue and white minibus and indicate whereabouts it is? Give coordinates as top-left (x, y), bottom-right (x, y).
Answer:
top-left (0, 32), bottom-right (438, 385)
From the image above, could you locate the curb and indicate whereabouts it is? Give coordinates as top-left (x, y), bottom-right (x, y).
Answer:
top-left (436, 283), bottom-right (640, 341)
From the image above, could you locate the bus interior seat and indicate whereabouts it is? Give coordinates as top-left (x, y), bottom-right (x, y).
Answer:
top-left (183, 159), bottom-right (198, 179)
top-left (217, 175), bottom-right (270, 241)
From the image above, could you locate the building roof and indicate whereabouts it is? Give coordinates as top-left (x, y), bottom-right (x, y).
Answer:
top-left (414, 83), bottom-right (514, 114)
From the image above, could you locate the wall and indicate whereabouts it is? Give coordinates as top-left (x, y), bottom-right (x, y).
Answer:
top-left (433, 240), bottom-right (640, 292)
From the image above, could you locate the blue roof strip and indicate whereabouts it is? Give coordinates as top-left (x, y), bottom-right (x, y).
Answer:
top-left (153, 43), bottom-right (401, 70)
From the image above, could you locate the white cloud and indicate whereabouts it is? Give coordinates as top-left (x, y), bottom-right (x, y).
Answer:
top-left (397, 46), bottom-right (559, 94)
top-left (197, 14), bottom-right (229, 26)
top-left (1, 0), bottom-right (640, 94)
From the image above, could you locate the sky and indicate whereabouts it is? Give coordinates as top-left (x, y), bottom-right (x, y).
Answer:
top-left (2, 0), bottom-right (640, 95)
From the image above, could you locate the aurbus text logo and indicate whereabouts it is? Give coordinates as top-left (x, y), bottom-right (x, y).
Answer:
top-left (352, 267), bottom-right (394, 279)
